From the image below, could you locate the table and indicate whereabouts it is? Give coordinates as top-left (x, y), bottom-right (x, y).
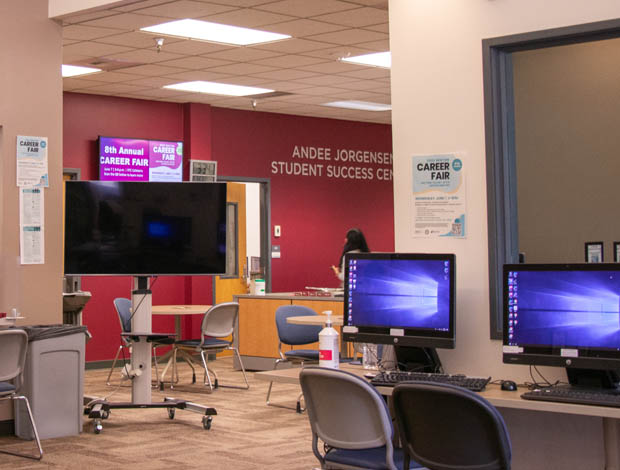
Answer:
top-left (286, 314), bottom-right (343, 326)
top-left (254, 366), bottom-right (620, 470)
top-left (151, 305), bottom-right (211, 387)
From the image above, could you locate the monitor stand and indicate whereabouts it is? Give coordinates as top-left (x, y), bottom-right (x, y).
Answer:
top-left (566, 367), bottom-right (620, 390)
top-left (394, 345), bottom-right (443, 374)
top-left (83, 276), bottom-right (217, 433)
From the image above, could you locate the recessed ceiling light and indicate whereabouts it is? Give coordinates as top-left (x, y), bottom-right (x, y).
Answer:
top-left (341, 51), bottom-right (391, 68)
top-left (62, 64), bottom-right (101, 77)
top-left (164, 81), bottom-right (274, 97)
top-left (323, 100), bottom-right (391, 112)
top-left (141, 19), bottom-right (290, 46)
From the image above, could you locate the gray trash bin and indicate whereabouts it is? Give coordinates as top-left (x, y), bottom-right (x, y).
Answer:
top-left (15, 325), bottom-right (88, 440)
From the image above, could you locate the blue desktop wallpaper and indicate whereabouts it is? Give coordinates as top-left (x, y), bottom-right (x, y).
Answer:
top-left (347, 258), bottom-right (451, 330)
top-left (507, 270), bottom-right (620, 349)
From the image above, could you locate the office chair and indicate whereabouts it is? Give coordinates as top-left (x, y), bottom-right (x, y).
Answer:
top-left (300, 367), bottom-right (420, 470)
top-left (392, 381), bottom-right (512, 470)
top-left (266, 305), bottom-right (321, 412)
top-left (173, 302), bottom-right (249, 392)
top-left (106, 298), bottom-right (175, 388)
top-left (0, 329), bottom-right (43, 460)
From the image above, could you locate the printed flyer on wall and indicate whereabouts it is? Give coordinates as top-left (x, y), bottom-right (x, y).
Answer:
top-left (16, 136), bottom-right (49, 187)
top-left (99, 136), bottom-right (183, 182)
top-left (412, 154), bottom-right (466, 238)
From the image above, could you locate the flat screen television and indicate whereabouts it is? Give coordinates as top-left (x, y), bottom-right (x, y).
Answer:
top-left (98, 136), bottom-right (183, 182)
top-left (342, 252), bottom-right (456, 351)
top-left (64, 181), bottom-right (227, 276)
top-left (503, 263), bottom-right (620, 388)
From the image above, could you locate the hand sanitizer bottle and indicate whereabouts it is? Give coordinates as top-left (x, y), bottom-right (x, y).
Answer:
top-left (319, 310), bottom-right (339, 369)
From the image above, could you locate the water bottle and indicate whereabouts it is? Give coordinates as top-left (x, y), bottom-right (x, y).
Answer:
top-left (319, 310), bottom-right (339, 369)
top-left (362, 343), bottom-right (378, 369)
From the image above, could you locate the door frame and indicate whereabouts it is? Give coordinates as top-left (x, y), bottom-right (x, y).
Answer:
top-left (216, 176), bottom-right (272, 293)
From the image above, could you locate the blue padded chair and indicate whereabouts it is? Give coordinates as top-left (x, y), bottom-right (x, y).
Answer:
top-left (265, 305), bottom-right (322, 412)
top-left (0, 329), bottom-right (43, 460)
top-left (392, 381), bottom-right (512, 470)
top-left (300, 367), bottom-right (421, 470)
top-left (106, 298), bottom-right (175, 388)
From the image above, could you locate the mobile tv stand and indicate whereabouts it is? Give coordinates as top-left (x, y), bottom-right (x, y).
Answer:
top-left (83, 276), bottom-right (217, 433)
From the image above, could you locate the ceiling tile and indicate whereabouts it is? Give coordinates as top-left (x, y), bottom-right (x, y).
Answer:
top-left (194, 0), bottom-right (275, 7)
top-left (356, 39), bottom-right (390, 51)
top-left (292, 74), bottom-right (359, 86)
top-left (125, 76), bottom-right (183, 87)
top-left (206, 62), bottom-right (279, 75)
top-left (80, 83), bottom-right (152, 94)
top-left (63, 41), bottom-right (134, 59)
top-left (255, 0), bottom-right (358, 17)
top-left (157, 56), bottom-right (234, 69)
top-left (253, 38), bottom-right (333, 54)
top-left (249, 80), bottom-right (313, 91)
top-left (112, 0), bottom-right (178, 13)
top-left (335, 79), bottom-right (387, 90)
top-left (291, 85), bottom-right (350, 96)
top-left (200, 8), bottom-right (294, 28)
top-left (313, 7), bottom-right (388, 27)
top-left (306, 28), bottom-right (387, 46)
top-left (157, 39), bottom-right (234, 55)
top-left (251, 69), bottom-right (319, 80)
top-left (364, 22), bottom-right (389, 33)
top-left (70, 71), bottom-right (147, 83)
top-left (103, 49), bottom-right (184, 64)
top-left (263, 19), bottom-right (347, 37)
top-left (164, 70), bottom-right (235, 82)
top-left (81, 13), bottom-right (174, 30)
top-left (296, 60), bottom-right (366, 74)
top-left (60, 10), bottom-right (120, 24)
top-left (63, 24), bottom-right (121, 41)
top-left (203, 47), bottom-right (283, 62)
top-left (250, 54), bottom-right (327, 68)
top-left (96, 31), bottom-right (185, 48)
top-left (62, 77), bottom-right (109, 90)
top-left (120, 63), bottom-right (189, 76)
top-left (338, 67), bottom-right (390, 79)
top-left (126, 88), bottom-right (191, 99)
top-left (301, 45), bottom-right (376, 60)
top-left (132, 1), bottom-right (235, 18)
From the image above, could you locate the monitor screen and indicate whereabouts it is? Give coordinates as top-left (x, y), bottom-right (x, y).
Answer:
top-left (342, 252), bottom-right (456, 349)
top-left (64, 181), bottom-right (227, 276)
top-left (99, 136), bottom-right (183, 182)
top-left (503, 263), bottom-right (620, 372)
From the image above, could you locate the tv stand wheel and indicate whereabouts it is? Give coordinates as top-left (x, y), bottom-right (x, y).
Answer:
top-left (94, 419), bottom-right (103, 434)
top-left (214, 379), bottom-right (219, 389)
top-left (202, 416), bottom-right (212, 430)
top-left (192, 372), bottom-right (196, 384)
top-left (101, 410), bottom-right (110, 419)
top-left (168, 408), bottom-right (175, 420)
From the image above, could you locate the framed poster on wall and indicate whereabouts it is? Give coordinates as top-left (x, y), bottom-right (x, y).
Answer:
top-left (585, 241), bottom-right (604, 263)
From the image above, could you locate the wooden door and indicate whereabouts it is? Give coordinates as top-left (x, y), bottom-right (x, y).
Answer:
top-left (214, 182), bottom-right (247, 303)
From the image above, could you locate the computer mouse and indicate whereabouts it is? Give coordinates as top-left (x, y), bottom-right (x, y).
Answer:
top-left (501, 380), bottom-right (518, 391)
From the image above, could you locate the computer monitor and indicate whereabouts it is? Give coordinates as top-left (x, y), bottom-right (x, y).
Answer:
top-left (342, 252), bottom-right (456, 371)
top-left (503, 263), bottom-right (620, 388)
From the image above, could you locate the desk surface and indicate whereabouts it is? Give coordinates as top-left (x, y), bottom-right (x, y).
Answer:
top-left (286, 314), bottom-right (344, 326)
top-left (254, 365), bottom-right (620, 420)
top-left (152, 305), bottom-right (210, 315)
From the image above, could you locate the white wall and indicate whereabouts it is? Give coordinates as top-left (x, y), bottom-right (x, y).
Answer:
top-left (389, 0), bottom-right (620, 382)
top-left (245, 182), bottom-right (261, 264)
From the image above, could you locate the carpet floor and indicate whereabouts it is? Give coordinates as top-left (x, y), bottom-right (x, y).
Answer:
top-left (0, 357), bottom-right (320, 469)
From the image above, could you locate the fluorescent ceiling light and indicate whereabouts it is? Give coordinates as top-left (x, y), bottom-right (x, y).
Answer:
top-left (164, 81), bottom-right (274, 97)
top-left (341, 51), bottom-right (391, 68)
top-left (62, 64), bottom-right (101, 77)
top-left (141, 19), bottom-right (290, 46)
top-left (323, 100), bottom-right (391, 112)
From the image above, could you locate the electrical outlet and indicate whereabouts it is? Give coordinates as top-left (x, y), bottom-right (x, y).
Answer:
top-left (274, 225), bottom-right (281, 237)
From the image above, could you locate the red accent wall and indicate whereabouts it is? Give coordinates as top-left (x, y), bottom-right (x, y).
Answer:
top-left (63, 92), bottom-right (394, 362)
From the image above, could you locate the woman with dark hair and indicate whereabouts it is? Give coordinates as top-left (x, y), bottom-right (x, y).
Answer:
top-left (331, 228), bottom-right (370, 284)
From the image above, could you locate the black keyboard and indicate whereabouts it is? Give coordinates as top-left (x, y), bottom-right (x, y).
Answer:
top-left (369, 371), bottom-right (491, 391)
top-left (521, 387), bottom-right (620, 408)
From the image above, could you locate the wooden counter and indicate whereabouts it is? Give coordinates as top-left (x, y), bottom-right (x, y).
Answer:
top-left (233, 293), bottom-right (344, 371)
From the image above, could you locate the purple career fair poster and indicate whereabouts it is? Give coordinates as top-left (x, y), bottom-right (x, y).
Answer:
top-left (99, 137), bottom-right (182, 182)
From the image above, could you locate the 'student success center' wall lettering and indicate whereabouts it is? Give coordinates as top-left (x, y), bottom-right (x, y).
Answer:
top-left (271, 145), bottom-right (393, 181)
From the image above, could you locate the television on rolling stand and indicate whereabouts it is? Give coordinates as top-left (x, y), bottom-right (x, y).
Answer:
top-left (64, 181), bottom-right (227, 277)
top-left (342, 252), bottom-right (456, 373)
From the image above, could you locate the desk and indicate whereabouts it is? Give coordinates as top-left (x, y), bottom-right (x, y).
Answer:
top-left (152, 305), bottom-right (210, 387)
top-left (286, 314), bottom-right (343, 326)
top-left (255, 366), bottom-right (620, 470)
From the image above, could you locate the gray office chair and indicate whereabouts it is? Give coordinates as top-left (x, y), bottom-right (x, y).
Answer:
top-left (173, 302), bottom-right (249, 392)
top-left (266, 305), bottom-right (321, 412)
top-left (392, 381), bottom-right (512, 470)
top-left (300, 367), bottom-right (420, 470)
top-left (106, 298), bottom-right (175, 388)
top-left (0, 329), bottom-right (43, 460)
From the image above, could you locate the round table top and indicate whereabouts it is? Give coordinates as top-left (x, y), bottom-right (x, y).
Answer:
top-left (151, 305), bottom-right (210, 315)
top-left (286, 314), bottom-right (343, 326)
